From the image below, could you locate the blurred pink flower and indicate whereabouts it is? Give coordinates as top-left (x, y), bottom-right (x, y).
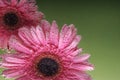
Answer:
top-left (0, 20), bottom-right (94, 80)
top-left (0, 0), bottom-right (44, 48)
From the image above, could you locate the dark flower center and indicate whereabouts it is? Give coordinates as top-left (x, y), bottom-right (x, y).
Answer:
top-left (3, 12), bottom-right (19, 28)
top-left (37, 58), bottom-right (59, 77)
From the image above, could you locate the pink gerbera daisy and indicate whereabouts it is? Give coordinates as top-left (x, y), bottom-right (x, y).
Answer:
top-left (0, 20), bottom-right (94, 80)
top-left (0, 0), bottom-right (44, 48)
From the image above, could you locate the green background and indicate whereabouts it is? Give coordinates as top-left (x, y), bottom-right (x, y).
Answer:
top-left (0, 0), bottom-right (120, 80)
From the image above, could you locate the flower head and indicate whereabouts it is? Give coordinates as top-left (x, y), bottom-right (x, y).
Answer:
top-left (0, 20), bottom-right (94, 80)
top-left (0, 0), bottom-right (44, 48)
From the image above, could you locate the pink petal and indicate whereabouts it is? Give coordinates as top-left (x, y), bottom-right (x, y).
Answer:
top-left (40, 20), bottom-right (51, 32)
top-left (9, 36), bottom-right (33, 54)
top-left (18, 27), bottom-right (38, 49)
top-left (36, 25), bottom-right (46, 45)
top-left (4, 57), bottom-right (25, 64)
top-left (1, 53), bottom-right (28, 60)
top-left (1, 63), bottom-right (23, 67)
top-left (59, 24), bottom-right (68, 48)
top-left (67, 69), bottom-right (92, 80)
top-left (73, 54), bottom-right (91, 62)
top-left (11, 0), bottom-right (17, 6)
top-left (70, 63), bottom-right (94, 71)
top-left (40, 20), bottom-right (51, 43)
top-left (78, 72), bottom-right (92, 80)
top-left (49, 21), bottom-right (59, 46)
top-left (2, 69), bottom-right (24, 78)
top-left (0, 0), bottom-right (6, 7)
top-left (18, 0), bottom-right (26, 6)
top-left (65, 35), bottom-right (81, 50)
top-left (30, 27), bottom-right (41, 44)
top-left (59, 24), bottom-right (76, 49)
top-left (70, 48), bottom-right (82, 57)
top-left (16, 76), bottom-right (32, 80)
top-left (0, 33), bottom-right (9, 49)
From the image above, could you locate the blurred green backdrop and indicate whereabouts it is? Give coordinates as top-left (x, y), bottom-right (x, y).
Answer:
top-left (0, 0), bottom-right (120, 80)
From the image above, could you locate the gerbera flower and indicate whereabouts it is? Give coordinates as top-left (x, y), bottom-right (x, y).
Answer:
top-left (0, 0), bottom-right (44, 48)
top-left (0, 20), bottom-right (94, 80)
